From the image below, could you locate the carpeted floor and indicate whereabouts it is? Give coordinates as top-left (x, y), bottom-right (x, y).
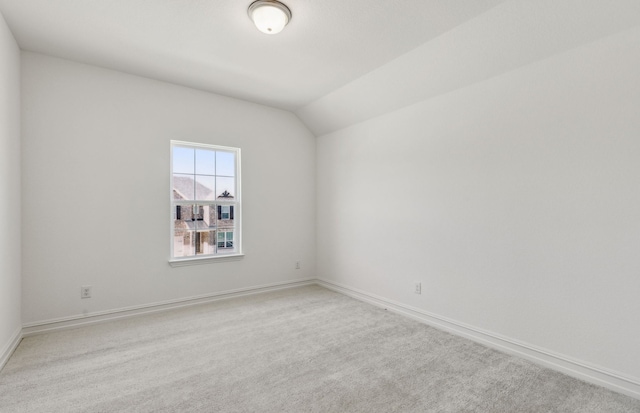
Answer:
top-left (1, 285), bottom-right (639, 412)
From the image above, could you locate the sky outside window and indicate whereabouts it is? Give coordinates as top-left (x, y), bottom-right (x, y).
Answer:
top-left (173, 146), bottom-right (236, 200)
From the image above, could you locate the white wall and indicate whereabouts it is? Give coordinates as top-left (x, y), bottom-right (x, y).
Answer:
top-left (0, 11), bottom-right (21, 363)
top-left (21, 52), bottom-right (316, 324)
top-left (317, 26), bottom-right (640, 385)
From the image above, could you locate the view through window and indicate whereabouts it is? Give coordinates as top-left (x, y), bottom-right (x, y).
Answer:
top-left (170, 141), bottom-right (240, 260)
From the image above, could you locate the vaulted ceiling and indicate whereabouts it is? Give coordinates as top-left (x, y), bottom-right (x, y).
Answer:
top-left (1, 0), bottom-right (639, 136)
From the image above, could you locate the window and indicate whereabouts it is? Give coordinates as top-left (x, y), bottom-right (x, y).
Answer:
top-left (217, 231), bottom-right (233, 249)
top-left (219, 205), bottom-right (231, 220)
top-left (170, 141), bottom-right (241, 262)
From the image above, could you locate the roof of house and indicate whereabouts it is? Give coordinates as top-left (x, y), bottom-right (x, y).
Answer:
top-left (173, 176), bottom-right (234, 201)
top-left (173, 176), bottom-right (210, 201)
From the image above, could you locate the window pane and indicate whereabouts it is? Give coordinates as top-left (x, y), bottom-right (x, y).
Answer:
top-left (216, 151), bottom-right (235, 177)
top-left (175, 204), bottom-right (194, 224)
top-left (195, 149), bottom-right (215, 175)
top-left (218, 231), bottom-right (235, 253)
top-left (195, 176), bottom-right (215, 200)
top-left (175, 204), bottom-right (185, 222)
top-left (218, 232), bottom-right (225, 241)
top-left (197, 230), bottom-right (216, 255)
top-left (173, 147), bottom-right (194, 174)
top-left (173, 175), bottom-right (195, 200)
top-left (173, 229), bottom-right (195, 257)
top-left (216, 177), bottom-right (235, 199)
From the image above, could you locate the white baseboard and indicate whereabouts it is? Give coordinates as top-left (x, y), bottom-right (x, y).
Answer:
top-left (0, 327), bottom-right (22, 371)
top-left (316, 278), bottom-right (640, 401)
top-left (22, 278), bottom-right (316, 336)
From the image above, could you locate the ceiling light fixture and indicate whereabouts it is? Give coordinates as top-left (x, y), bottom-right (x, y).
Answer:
top-left (248, 0), bottom-right (292, 35)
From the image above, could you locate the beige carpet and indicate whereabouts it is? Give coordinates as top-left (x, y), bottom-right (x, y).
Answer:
top-left (1, 285), bottom-right (639, 412)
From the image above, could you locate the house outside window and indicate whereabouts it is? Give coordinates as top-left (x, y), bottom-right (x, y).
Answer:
top-left (170, 141), bottom-right (241, 263)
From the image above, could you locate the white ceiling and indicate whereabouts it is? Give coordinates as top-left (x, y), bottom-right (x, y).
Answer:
top-left (1, 0), bottom-right (639, 135)
top-left (0, 0), bottom-right (506, 110)
top-left (298, 0), bottom-right (640, 135)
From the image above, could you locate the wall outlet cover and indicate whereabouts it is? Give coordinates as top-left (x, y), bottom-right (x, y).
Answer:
top-left (81, 285), bottom-right (92, 299)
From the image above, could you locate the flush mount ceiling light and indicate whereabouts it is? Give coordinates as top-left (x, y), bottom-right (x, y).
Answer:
top-left (248, 0), bottom-right (292, 35)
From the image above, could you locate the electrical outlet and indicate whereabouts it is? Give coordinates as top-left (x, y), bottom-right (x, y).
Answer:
top-left (295, 261), bottom-right (301, 269)
top-left (81, 285), bottom-right (92, 299)
top-left (414, 282), bottom-right (421, 295)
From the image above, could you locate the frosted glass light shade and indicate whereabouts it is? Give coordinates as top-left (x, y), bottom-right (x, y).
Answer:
top-left (248, 0), bottom-right (291, 34)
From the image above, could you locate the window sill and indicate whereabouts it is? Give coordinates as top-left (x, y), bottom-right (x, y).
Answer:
top-left (169, 254), bottom-right (245, 267)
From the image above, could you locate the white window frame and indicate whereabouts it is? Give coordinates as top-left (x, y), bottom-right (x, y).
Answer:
top-left (169, 140), bottom-right (243, 266)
